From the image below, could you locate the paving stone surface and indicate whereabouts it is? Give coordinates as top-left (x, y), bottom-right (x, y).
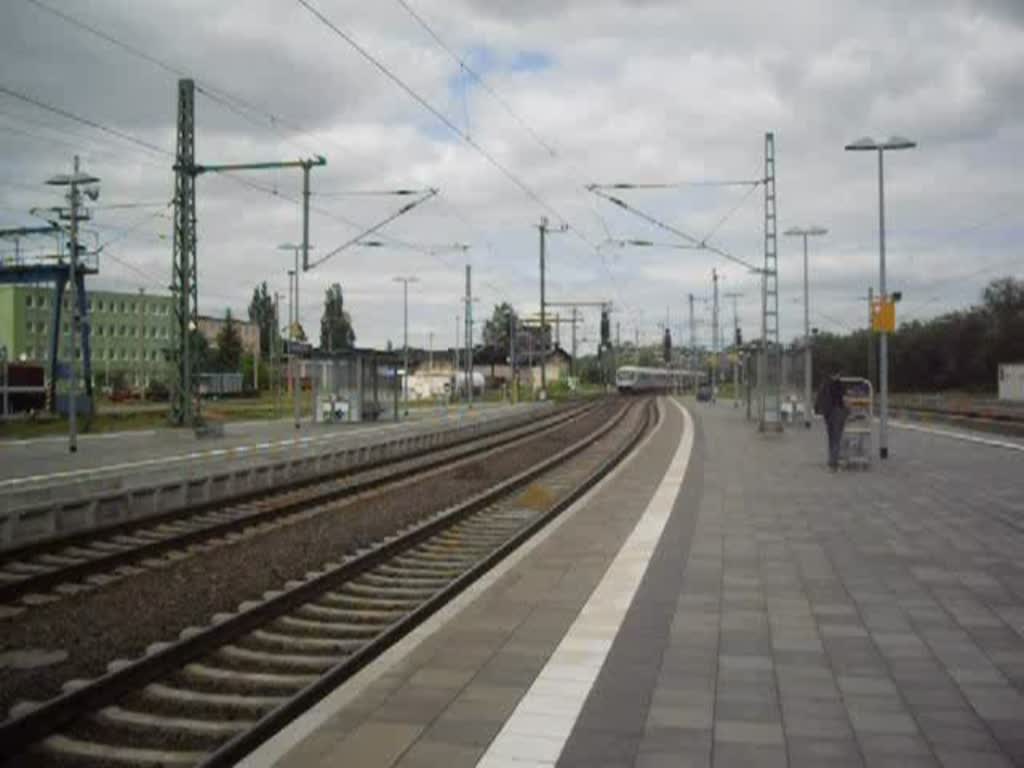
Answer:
top-left (273, 398), bottom-right (685, 767)
top-left (559, 404), bottom-right (1023, 767)
top-left (272, 400), bottom-right (1024, 767)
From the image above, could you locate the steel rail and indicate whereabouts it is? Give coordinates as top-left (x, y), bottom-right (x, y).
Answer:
top-left (0, 398), bottom-right (651, 763)
top-left (0, 401), bottom-right (598, 605)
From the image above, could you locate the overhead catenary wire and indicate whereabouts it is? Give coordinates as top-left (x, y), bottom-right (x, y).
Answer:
top-left (393, 0), bottom-right (559, 159)
top-left (20, 0), bottom-right (327, 159)
top-left (0, 83), bottom-right (172, 157)
top-left (295, 0), bottom-right (568, 226)
top-left (298, 0), bottom-right (636, 324)
top-left (588, 185), bottom-right (762, 273)
top-left (589, 180), bottom-right (762, 190)
top-left (308, 189), bottom-right (438, 269)
top-left (699, 181), bottom-right (761, 245)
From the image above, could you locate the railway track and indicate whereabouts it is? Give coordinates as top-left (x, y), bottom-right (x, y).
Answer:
top-left (0, 397), bottom-right (655, 767)
top-left (0, 401), bottom-right (597, 611)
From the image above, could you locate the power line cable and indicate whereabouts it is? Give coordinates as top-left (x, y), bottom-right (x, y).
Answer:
top-left (0, 83), bottom-right (172, 157)
top-left (590, 180), bottom-right (761, 190)
top-left (0, 109), bottom-right (169, 171)
top-left (312, 0), bottom-right (632, 321)
top-left (588, 185), bottom-right (761, 272)
top-left (295, 0), bottom-right (568, 225)
top-left (21, 0), bottom-right (326, 158)
top-left (393, 0), bottom-right (559, 158)
top-left (699, 181), bottom-right (761, 244)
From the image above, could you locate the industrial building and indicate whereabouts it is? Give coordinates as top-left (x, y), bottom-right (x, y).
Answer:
top-left (0, 285), bottom-right (259, 391)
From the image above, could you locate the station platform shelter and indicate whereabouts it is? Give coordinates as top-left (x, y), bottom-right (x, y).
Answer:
top-left (244, 397), bottom-right (1024, 768)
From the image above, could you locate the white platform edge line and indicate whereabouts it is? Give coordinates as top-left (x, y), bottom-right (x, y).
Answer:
top-left (240, 398), bottom-right (669, 768)
top-left (475, 398), bottom-right (694, 768)
top-left (0, 405), bottom-right (536, 488)
top-left (891, 419), bottom-right (1024, 451)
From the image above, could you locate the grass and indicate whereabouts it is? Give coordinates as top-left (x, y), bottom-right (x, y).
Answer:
top-left (0, 390), bottom-right (320, 440)
top-left (0, 387), bottom-right (540, 441)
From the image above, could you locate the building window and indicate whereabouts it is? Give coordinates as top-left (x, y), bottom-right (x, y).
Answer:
top-left (87, 299), bottom-right (93, 311)
top-left (97, 300), bottom-right (104, 312)
top-left (62, 323), bottom-right (69, 334)
top-left (119, 325), bottom-right (126, 336)
top-left (25, 295), bottom-right (33, 308)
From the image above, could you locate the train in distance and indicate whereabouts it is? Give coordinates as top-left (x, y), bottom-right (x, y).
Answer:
top-left (615, 365), bottom-right (701, 394)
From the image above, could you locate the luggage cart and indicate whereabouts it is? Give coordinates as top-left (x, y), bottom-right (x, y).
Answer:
top-left (840, 377), bottom-right (873, 469)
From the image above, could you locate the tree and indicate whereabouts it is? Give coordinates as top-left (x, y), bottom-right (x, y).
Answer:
top-left (483, 302), bottom-right (517, 357)
top-left (809, 276), bottom-right (1024, 394)
top-left (247, 281), bottom-right (276, 357)
top-left (190, 328), bottom-right (210, 372)
top-left (215, 309), bottom-right (243, 372)
top-left (320, 283), bottom-right (356, 352)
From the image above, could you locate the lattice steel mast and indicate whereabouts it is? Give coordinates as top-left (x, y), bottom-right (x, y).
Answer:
top-left (171, 79), bottom-right (197, 426)
top-left (759, 131), bottom-right (782, 431)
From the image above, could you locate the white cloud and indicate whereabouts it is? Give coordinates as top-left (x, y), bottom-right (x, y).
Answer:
top-left (1, 0), bottom-right (1021, 355)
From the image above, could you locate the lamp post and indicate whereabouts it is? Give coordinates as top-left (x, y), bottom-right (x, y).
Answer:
top-left (844, 136), bottom-right (916, 460)
top-left (784, 225), bottom-right (827, 428)
top-left (279, 244), bottom-right (314, 429)
top-left (393, 275), bottom-right (419, 416)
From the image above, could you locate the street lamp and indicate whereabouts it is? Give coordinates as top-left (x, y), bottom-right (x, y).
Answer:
top-left (279, 244), bottom-right (314, 429)
top-left (845, 135), bottom-right (916, 460)
top-left (393, 275), bottom-right (419, 416)
top-left (784, 225), bottom-right (828, 428)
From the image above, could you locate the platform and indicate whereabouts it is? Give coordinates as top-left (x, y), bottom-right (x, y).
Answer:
top-left (0, 401), bottom-right (536, 496)
top-left (246, 398), bottom-right (1024, 768)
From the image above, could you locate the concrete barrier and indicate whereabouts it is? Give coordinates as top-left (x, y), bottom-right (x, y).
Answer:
top-left (0, 403), bottom-right (554, 549)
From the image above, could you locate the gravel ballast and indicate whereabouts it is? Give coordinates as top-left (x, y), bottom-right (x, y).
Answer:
top-left (0, 400), bottom-right (624, 718)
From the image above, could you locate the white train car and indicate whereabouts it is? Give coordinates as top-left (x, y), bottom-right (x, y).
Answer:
top-left (615, 366), bottom-right (695, 394)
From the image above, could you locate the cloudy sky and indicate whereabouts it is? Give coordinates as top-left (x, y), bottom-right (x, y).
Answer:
top-left (2, 0), bottom-right (1022, 353)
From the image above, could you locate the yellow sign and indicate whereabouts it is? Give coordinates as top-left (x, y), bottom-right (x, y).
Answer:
top-left (871, 298), bottom-right (896, 332)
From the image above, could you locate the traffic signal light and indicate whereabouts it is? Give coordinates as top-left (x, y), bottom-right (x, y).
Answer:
top-left (735, 327), bottom-right (743, 347)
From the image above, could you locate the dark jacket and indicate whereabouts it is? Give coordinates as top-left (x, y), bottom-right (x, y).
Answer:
top-left (815, 377), bottom-right (845, 418)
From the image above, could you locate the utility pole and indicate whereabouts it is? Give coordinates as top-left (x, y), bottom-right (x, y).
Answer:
top-left (454, 314), bottom-right (460, 382)
top-left (428, 331), bottom-right (434, 372)
top-left (279, 243), bottom-right (314, 429)
top-left (570, 307), bottom-right (577, 379)
top-left (393, 275), bottom-right (419, 416)
top-left (464, 265), bottom-right (473, 407)
top-left (509, 312), bottom-right (517, 403)
top-left (46, 155), bottom-right (99, 453)
top-left (724, 292), bottom-right (743, 407)
top-left (784, 226), bottom-right (828, 427)
top-left (169, 78), bottom-right (325, 427)
top-left (137, 287), bottom-right (145, 395)
top-left (288, 269), bottom-right (297, 427)
top-left (712, 268), bottom-right (719, 400)
top-left (688, 293), bottom-right (696, 370)
top-left (537, 216), bottom-right (567, 399)
top-left (274, 291), bottom-right (281, 417)
top-left (867, 286), bottom-right (875, 390)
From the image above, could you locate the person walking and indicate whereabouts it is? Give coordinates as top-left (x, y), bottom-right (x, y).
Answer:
top-left (815, 373), bottom-right (847, 471)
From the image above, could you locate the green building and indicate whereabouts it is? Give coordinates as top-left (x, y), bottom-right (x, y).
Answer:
top-left (0, 284), bottom-right (173, 388)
